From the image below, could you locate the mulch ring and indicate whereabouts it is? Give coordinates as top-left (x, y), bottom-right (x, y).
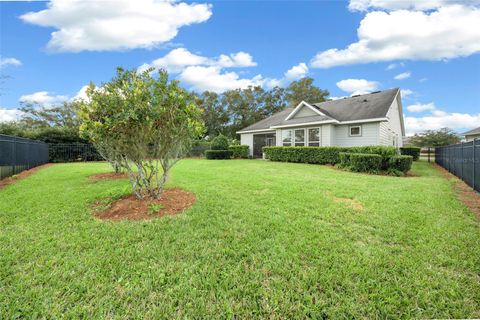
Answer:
top-left (94, 188), bottom-right (196, 221)
top-left (87, 172), bottom-right (129, 183)
top-left (433, 163), bottom-right (480, 219)
top-left (0, 164), bottom-right (54, 191)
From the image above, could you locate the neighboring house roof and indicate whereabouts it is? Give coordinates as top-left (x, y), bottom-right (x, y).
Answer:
top-left (237, 88), bottom-right (401, 133)
top-left (463, 127), bottom-right (480, 136)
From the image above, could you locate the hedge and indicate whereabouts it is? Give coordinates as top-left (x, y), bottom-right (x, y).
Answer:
top-left (211, 135), bottom-right (229, 150)
top-left (205, 150), bottom-right (233, 159)
top-left (348, 153), bottom-right (382, 173)
top-left (400, 147), bottom-right (420, 161)
top-left (263, 146), bottom-right (397, 166)
top-left (388, 155), bottom-right (413, 173)
top-left (229, 145), bottom-right (249, 159)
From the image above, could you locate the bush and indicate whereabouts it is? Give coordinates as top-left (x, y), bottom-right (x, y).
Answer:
top-left (400, 147), bottom-right (420, 161)
top-left (348, 153), bottom-right (382, 173)
top-left (263, 146), bottom-right (350, 165)
top-left (210, 135), bottom-right (229, 150)
top-left (388, 155), bottom-right (413, 173)
top-left (205, 150), bottom-right (233, 159)
top-left (188, 140), bottom-right (211, 157)
top-left (339, 152), bottom-right (352, 168)
top-left (229, 145), bottom-right (249, 158)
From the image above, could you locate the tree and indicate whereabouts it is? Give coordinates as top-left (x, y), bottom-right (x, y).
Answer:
top-left (409, 128), bottom-right (461, 147)
top-left (78, 68), bottom-right (204, 199)
top-left (285, 77), bottom-right (329, 107)
top-left (196, 91), bottom-right (229, 138)
top-left (19, 101), bottom-right (80, 130)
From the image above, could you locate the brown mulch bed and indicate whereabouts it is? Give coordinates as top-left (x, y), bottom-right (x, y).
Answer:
top-left (433, 163), bottom-right (480, 219)
top-left (0, 164), bottom-right (54, 191)
top-left (88, 172), bottom-right (129, 182)
top-left (94, 188), bottom-right (196, 221)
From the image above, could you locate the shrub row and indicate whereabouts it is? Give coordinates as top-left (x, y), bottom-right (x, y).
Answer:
top-left (229, 145), bottom-right (249, 159)
top-left (205, 150), bottom-right (233, 159)
top-left (264, 146), bottom-right (412, 174)
top-left (400, 147), bottom-right (420, 161)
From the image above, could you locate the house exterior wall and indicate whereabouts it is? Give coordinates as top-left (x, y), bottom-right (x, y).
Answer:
top-left (240, 133), bottom-right (254, 156)
top-left (466, 134), bottom-right (480, 142)
top-left (332, 122), bottom-right (380, 146)
top-left (379, 96), bottom-right (404, 147)
top-left (292, 107), bottom-right (318, 118)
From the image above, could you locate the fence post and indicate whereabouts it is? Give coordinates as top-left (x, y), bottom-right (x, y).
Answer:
top-left (474, 139), bottom-right (477, 192)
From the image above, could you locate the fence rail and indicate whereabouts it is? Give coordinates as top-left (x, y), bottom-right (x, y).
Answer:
top-left (0, 134), bottom-right (49, 180)
top-left (435, 139), bottom-right (479, 192)
top-left (48, 143), bottom-right (103, 163)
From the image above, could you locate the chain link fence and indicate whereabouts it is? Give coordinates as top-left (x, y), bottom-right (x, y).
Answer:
top-left (0, 134), bottom-right (49, 180)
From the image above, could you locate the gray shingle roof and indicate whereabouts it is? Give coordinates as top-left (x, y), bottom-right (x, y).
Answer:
top-left (312, 88), bottom-right (399, 121)
top-left (463, 127), bottom-right (480, 136)
top-left (237, 88), bottom-right (400, 132)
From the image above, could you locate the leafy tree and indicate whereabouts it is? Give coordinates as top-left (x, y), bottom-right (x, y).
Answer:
top-left (19, 101), bottom-right (81, 129)
top-left (409, 128), bottom-right (461, 147)
top-left (285, 77), bottom-right (329, 107)
top-left (196, 91), bottom-right (229, 138)
top-left (78, 68), bottom-right (204, 199)
top-left (210, 134), bottom-right (229, 150)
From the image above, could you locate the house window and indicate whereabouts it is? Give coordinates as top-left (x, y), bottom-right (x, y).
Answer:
top-left (308, 128), bottom-right (320, 146)
top-left (282, 130), bottom-right (292, 146)
top-left (294, 129), bottom-right (305, 146)
top-left (349, 125), bottom-right (362, 137)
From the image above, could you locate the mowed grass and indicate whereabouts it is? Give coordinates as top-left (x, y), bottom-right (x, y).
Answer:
top-left (1, 160), bottom-right (479, 319)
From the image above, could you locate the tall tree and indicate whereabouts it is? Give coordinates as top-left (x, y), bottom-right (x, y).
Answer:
top-left (285, 77), bottom-right (329, 107)
top-left (18, 101), bottom-right (81, 129)
top-left (409, 128), bottom-right (461, 147)
top-left (197, 91), bottom-right (229, 138)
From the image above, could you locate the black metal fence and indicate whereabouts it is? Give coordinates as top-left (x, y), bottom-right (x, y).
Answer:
top-left (435, 139), bottom-right (479, 192)
top-left (48, 143), bottom-right (103, 163)
top-left (0, 134), bottom-right (49, 180)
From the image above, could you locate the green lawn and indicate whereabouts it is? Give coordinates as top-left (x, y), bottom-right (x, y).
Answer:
top-left (1, 160), bottom-right (479, 318)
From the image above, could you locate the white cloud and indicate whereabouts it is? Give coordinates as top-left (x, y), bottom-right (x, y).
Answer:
top-left (348, 0), bottom-right (480, 12)
top-left (311, 5), bottom-right (480, 68)
top-left (19, 91), bottom-right (69, 107)
top-left (20, 0), bottom-right (212, 52)
top-left (404, 101), bottom-right (480, 134)
top-left (336, 78), bottom-right (379, 95)
top-left (0, 108), bottom-right (23, 122)
top-left (0, 57), bottom-right (22, 68)
top-left (394, 71), bottom-right (411, 80)
top-left (400, 89), bottom-right (413, 98)
top-left (284, 63), bottom-right (309, 80)
top-left (407, 102), bottom-right (436, 112)
top-left (142, 48), bottom-right (306, 93)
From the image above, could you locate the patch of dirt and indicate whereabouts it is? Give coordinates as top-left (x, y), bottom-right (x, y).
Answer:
top-left (88, 172), bottom-right (128, 182)
top-left (433, 164), bottom-right (480, 219)
top-left (94, 188), bottom-right (196, 221)
top-left (0, 164), bottom-right (54, 190)
top-left (333, 197), bottom-right (364, 211)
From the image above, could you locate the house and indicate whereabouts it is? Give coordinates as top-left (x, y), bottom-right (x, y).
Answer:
top-left (237, 88), bottom-right (406, 157)
top-left (462, 127), bottom-right (480, 141)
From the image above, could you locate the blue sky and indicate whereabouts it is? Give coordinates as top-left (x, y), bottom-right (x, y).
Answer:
top-left (1, 0), bottom-right (479, 135)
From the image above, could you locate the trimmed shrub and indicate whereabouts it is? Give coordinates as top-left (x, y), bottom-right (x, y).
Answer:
top-left (388, 155), bottom-right (413, 173)
top-left (400, 147), bottom-right (420, 161)
top-left (210, 135), bottom-right (229, 150)
top-left (205, 150), bottom-right (233, 159)
top-left (263, 146), bottom-right (350, 165)
top-left (348, 153), bottom-right (382, 173)
top-left (229, 145), bottom-right (249, 158)
top-left (339, 152), bottom-right (352, 168)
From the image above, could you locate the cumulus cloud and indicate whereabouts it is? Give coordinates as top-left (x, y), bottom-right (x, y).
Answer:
top-left (0, 108), bottom-right (23, 122)
top-left (336, 78), bottom-right (379, 95)
top-left (394, 71), bottom-right (411, 80)
top-left (311, 5), bottom-right (480, 68)
top-left (20, 0), bottom-right (212, 52)
top-left (385, 62), bottom-right (404, 70)
top-left (141, 48), bottom-right (307, 93)
top-left (406, 102), bottom-right (436, 112)
top-left (400, 89), bottom-right (413, 98)
top-left (19, 91), bottom-right (69, 107)
top-left (404, 101), bottom-right (480, 134)
top-left (0, 57), bottom-right (22, 68)
top-left (348, 0), bottom-right (480, 12)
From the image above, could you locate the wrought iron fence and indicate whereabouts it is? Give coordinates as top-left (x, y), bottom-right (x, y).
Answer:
top-left (435, 139), bottom-right (479, 192)
top-left (48, 143), bottom-right (103, 163)
top-left (0, 134), bottom-right (49, 180)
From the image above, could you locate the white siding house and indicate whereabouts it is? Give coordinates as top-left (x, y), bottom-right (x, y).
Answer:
top-left (237, 88), bottom-right (406, 157)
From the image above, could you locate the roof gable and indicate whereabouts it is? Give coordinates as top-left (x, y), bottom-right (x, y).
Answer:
top-left (285, 101), bottom-right (328, 121)
top-left (463, 127), bottom-right (480, 136)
